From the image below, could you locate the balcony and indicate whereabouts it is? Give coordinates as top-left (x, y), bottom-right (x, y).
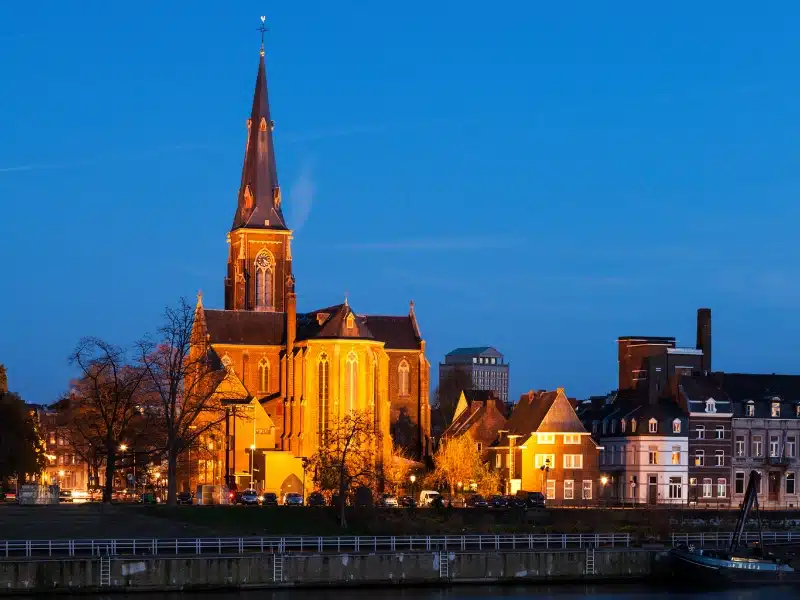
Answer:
top-left (768, 456), bottom-right (792, 467)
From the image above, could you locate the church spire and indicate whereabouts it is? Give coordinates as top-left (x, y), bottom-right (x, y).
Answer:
top-left (231, 18), bottom-right (287, 231)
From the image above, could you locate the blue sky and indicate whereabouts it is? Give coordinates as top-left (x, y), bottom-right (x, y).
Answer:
top-left (2, 1), bottom-right (800, 404)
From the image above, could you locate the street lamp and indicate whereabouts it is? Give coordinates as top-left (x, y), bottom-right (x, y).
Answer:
top-left (119, 444), bottom-right (128, 452)
top-left (410, 474), bottom-right (416, 501)
top-left (249, 444), bottom-right (256, 489)
top-left (600, 476), bottom-right (608, 505)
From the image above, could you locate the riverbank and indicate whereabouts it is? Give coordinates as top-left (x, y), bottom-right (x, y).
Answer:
top-left (0, 548), bottom-right (656, 594)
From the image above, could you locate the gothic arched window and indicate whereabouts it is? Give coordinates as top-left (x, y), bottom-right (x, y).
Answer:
top-left (254, 251), bottom-right (274, 310)
top-left (221, 354), bottom-right (232, 372)
top-left (318, 353), bottom-right (329, 443)
top-left (258, 358), bottom-right (269, 393)
top-left (398, 360), bottom-right (410, 396)
top-left (345, 351), bottom-right (358, 412)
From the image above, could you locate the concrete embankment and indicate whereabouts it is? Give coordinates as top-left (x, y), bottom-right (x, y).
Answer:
top-left (0, 549), bottom-right (657, 594)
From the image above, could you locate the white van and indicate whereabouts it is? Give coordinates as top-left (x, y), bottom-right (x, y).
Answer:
top-left (419, 490), bottom-right (441, 507)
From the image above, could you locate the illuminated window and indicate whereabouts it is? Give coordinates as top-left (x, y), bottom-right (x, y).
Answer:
top-left (258, 358), bottom-right (269, 393)
top-left (318, 353), bottom-right (329, 442)
top-left (672, 419), bottom-right (681, 433)
top-left (345, 351), bottom-right (358, 412)
top-left (398, 360), bottom-right (410, 396)
top-left (538, 433), bottom-right (555, 444)
top-left (254, 251), bottom-right (274, 310)
top-left (648, 419), bottom-right (658, 433)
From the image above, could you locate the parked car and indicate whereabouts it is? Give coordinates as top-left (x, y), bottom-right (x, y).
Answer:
top-left (58, 490), bottom-right (73, 503)
top-left (398, 495), bottom-right (416, 508)
top-left (418, 490), bottom-right (441, 507)
top-left (465, 494), bottom-right (488, 508)
top-left (2, 490), bottom-right (16, 503)
top-left (235, 489), bottom-right (260, 505)
top-left (487, 495), bottom-right (507, 509)
top-left (376, 494), bottom-right (399, 508)
top-left (283, 492), bottom-right (304, 506)
top-left (306, 492), bottom-right (325, 507)
top-left (176, 491), bottom-right (193, 505)
top-left (261, 492), bottom-right (278, 507)
top-left (514, 490), bottom-right (546, 508)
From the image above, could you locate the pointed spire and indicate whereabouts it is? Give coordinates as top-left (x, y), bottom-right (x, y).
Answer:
top-left (196, 290), bottom-right (204, 309)
top-left (231, 19), bottom-right (287, 232)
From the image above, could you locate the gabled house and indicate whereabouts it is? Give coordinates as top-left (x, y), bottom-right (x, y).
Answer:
top-left (440, 390), bottom-right (507, 458)
top-left (488, 388), bottom-right (601, 504)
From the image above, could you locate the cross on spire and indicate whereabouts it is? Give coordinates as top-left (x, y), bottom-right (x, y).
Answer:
top-left (257, 16), bottom-right (268, 56)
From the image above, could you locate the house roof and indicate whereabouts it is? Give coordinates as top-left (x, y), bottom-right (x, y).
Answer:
top-left (362, 315), bottom-right (422, 350)
top-left (710, 372), bottom-right (800, 419)
top-left (578, 390), bottom-right (687, 438)
top-left (495, 388), bottom-right (588, 446)
top-left (679, 375), bottom-right (733, 414)
top-left (442, 390), bottom-right (506, 439)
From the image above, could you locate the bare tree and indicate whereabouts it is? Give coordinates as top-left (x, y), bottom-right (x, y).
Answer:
top-left (309, 410), bottom-right (376, 527)
top-left (68, 338), bottom-right (147, 502)
top-left (137, 298), bottom-right (225, 505)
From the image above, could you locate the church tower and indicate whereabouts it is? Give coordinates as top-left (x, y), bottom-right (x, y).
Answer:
top-left (224, 41), bottom-right (294, 313)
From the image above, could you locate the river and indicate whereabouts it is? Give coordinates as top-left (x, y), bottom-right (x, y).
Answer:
top-left (88, 584), bottom-right (798, 599)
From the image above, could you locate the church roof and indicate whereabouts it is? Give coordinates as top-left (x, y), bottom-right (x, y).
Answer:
top-left (204, 304), bottom-right (423, 350)
top-left (231, 50), bottom-right (287, 232)
top-left (204, 309), bottom-right (286, 345)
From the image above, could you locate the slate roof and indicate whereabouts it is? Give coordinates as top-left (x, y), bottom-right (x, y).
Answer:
top-left (710, 372), bottom-right (800, 419)
top-left (362, 315), bottom-right (422, 350)
top-left (578, 389), bottom-right (687, 438)
top-left (231, 52), bottom-right (287, 231)
top-left (205, 304), bottom-right (422, 350)
top-left (442, 391), bottom-right (506, 439)
top-left (679, 375), bottom-right (733, 414)
top-left (204, 309), bottom-right (286, 345)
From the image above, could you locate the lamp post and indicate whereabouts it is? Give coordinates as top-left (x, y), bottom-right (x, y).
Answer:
top-left (600, 476), bottom-right (608, 505)
top-left (249, 444), bottom-right (256, 489)
top-left (539, 458), bottom-right (551, 499)
top-left (410, 474), bottom-right (416, 502)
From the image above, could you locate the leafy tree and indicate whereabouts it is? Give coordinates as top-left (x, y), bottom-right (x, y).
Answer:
top-left (382, 441), bottom-right (413, 496)
top-left (432, 433), bottom-right (499, 497)
top-left (137, 297), bottom-right (225, 505)
top-left (309, 410), bottom-right (376, 527)
top-left (0, 385), bottom-right (46, 487)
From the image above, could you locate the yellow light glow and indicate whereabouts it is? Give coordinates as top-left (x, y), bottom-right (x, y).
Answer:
top-left (601, 476), bottom-right (609, 485)
top-left (119, 444), bottom-right (128, 452)
top-left (250, 444), bottom-right (256, 450)
top-left (58, 470), bottom-right (65, 477)
top-left (410, 475), bottom-right (416, 483)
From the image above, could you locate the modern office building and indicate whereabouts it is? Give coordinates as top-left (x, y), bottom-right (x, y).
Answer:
top-left (439, 346), bottom-right (510, 405)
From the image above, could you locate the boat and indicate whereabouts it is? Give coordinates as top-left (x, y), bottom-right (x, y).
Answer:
top-left (667, 470), bottom-right (800, 585)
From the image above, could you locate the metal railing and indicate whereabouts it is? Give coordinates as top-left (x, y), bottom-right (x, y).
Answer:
top-left (0, 533), bottom-right (630, 558)
top-left (671, 531), bottom-right (800, 548)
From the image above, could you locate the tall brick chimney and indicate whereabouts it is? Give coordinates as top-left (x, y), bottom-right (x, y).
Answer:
top-left (696, 308), bottom-right (712, 374)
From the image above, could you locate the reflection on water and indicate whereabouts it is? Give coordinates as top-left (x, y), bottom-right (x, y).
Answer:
top-left (95, 584), bottom-right (799, 600)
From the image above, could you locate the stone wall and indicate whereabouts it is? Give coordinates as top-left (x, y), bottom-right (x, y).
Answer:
top-left (0, 549), bottom-right (654, 594)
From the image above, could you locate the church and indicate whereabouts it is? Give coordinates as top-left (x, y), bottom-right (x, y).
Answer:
top-left (187, 41), bottom-right (431, 496)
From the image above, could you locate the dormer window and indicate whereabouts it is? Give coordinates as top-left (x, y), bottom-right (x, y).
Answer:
top-left (591, 420), bottom-right (599, 435)
top-left (631, 418), bottom-right (637, 433)
top-left (602, 420), bottom-right (608, 435)
top-left (796, 405), bottom-right (800, 418)
top-left (672, 419), bottom-right (681, 434)
top-left (620, 419), bottom-right (626, 433)
top-left (745, 401), bottom-right (755, 417)
top-left (772, 402), bottom-right (781, 418)
top-left (611, 420), bottom-right (617, 434)
top-left (648, 418), bottom-right (658, 434)
top-left (705, 398), bottom-right (717, 414)
top-left (346, 313), bottom-right (355, 329)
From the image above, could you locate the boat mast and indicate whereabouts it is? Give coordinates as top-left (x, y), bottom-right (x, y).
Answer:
top-left (729, 470), bottom-right (762, 553)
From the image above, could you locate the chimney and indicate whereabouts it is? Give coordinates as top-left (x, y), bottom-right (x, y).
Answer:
top-left (696, 308), bottom-right (712, 374)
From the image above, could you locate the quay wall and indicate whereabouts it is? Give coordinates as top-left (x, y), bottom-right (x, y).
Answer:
top-left (0, 549), bottom-right (656, 594)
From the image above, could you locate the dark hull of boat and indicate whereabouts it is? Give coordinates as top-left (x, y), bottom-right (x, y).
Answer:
top-left (663, 549), bottom-right (800, 586)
